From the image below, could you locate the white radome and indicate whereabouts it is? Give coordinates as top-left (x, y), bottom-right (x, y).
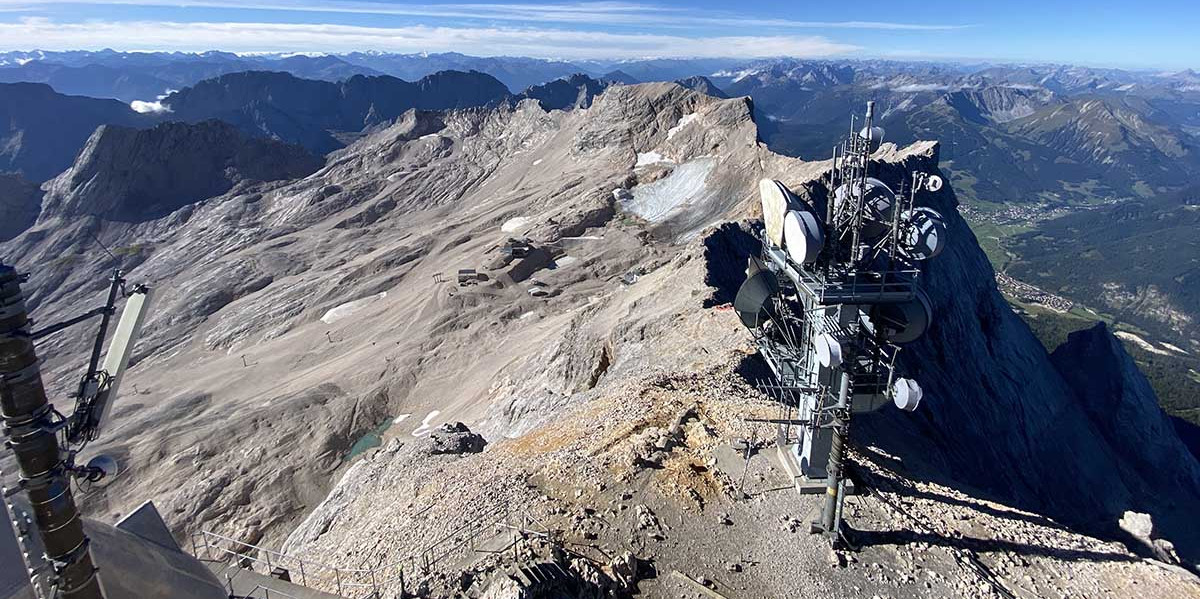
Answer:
top-left (759, 178), bottom-right (790, 248)
top-left (783, 209), bottom-right (823, 265)
top-left (902, 207), bottom-right (947, 260)
top-left (892, 378), bottom-right (923, 411)
top-left (815, 333), bottom-right (843, 368)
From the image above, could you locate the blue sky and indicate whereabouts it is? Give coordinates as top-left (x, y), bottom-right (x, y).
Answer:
top-left (0, 1), bottom-right (1196, 69)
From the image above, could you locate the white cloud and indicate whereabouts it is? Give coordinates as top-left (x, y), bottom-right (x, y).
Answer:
top-left (0, 1), bottom-right (970, 30)
top-left (130, 99), bottom-right (172, 113)
top-left (0, 17), bottom-right (862, 59)
top-left (892, 83), bottom-right (950, 93)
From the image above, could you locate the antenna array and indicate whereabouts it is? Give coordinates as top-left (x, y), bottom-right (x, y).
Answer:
top-left (735, 101), bottom-right (947, 545)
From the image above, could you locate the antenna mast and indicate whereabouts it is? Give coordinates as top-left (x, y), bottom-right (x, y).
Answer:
top-left (0, 264), bottom-right (105, 598)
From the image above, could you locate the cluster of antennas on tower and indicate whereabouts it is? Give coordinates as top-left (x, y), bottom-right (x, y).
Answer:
top-left (733, 101), bottom-right (947, 542)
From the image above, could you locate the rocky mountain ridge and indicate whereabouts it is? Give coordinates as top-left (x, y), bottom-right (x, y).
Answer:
top-left (0, 82), bottom-right (152, 181)
top-left (2, 80), bottom-right (1198, 597)
top-left (162, 70), bottom-right (513, 155)
top-left (39, 120), bottom-right (322, 223)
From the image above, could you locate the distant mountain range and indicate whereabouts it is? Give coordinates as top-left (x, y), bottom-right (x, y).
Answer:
top-left (161, 70), bottom-right (512, 154)
top-left (4, 51), bottom-right (1197, 202)
top-left (713, 59), bottom-right (1200, 204)
top-left (3, 51), bottom-right (1200, 359)
top-left (0, 82), bottom-right (152, 181)
top-left (0, 68), bottom-right (644, 177)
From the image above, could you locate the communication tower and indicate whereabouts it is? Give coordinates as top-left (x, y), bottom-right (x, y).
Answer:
top-left (735, 102), bottom-right (947, 544)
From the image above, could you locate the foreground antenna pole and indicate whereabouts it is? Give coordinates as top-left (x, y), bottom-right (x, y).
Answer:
top-left (819, 372), bottom-right (852, 538)
top-left (0, 264), bottom-right (105, 599)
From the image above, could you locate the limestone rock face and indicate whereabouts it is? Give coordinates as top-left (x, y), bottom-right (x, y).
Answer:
top-left (0, 173), bottom-right (40, 241)
top-left (674, 76), bottom-right (729, 99)
top-left (1052, 322), bottom-right (1200, 552)
top-left (427, 422), bottom-right (488, 455)
top-left (518, 73), bottom-right (614, 110)
top-left (161, 70), bottom-right (511, 154)
top-left (39, 120), bottom-right (322, 222)
top-left (0, 81), bottom-right (151, 182)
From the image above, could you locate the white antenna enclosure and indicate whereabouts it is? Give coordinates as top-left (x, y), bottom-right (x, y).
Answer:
top-left (760, 178), bottom-right (795, 248)
top-left (91, 287), bottom-right (154, 438)
top-left (783, 209), bottom-right (824, 265)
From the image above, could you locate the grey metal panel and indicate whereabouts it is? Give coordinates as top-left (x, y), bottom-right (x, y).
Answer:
top-left (0, 505), bottom-right (36, 599)
top-left (93, 288), bottom-right (154, 438)
top-left (2, 498), bottom-right (226, 599)
top-left (115, 501), bottom-right (180, 553)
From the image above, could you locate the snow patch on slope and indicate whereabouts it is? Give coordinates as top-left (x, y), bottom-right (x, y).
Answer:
top-left (635, 152), bottom-right (672, 167)
top-left (501, 216), bottom-right (531, 233)
top-left (320, 292), bottom-right (387, 324)
top-left (667, 113), bottom-right (699, 139)
top-left (622, 157), bottom-right (717, 222)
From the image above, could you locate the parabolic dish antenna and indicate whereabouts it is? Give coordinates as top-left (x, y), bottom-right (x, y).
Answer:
top-left (734, 257), bottom-right (780, 329)
top-left (783, 209), bottom-right (824, 265)
top-left (863, 286), bottom-right (933, 344)
top-left (86, 454), bottom-right (120, 483)
top-left (901, 207), bottom-right (947, 260)
top-left (834, 178), bottom-right (896, 239)
top-left (859, 125), bottom-right (886, 152)
top-left (759, 178), bottom-right (796, 248)
top-left (815, 333), bottom-right (844, 367)
top-left (925, 174), bottom-right (944, 192)
top-left (892, 378), bottom-right (923, 411)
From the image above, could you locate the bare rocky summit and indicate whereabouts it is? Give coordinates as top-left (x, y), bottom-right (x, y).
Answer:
top-left (3, 81), bottom-right (1198, 598)
top-left (39, 119), bottom-right (322, 222)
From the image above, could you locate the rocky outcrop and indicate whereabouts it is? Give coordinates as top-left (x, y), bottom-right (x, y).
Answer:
top-left (426, 422), bottom-right (488, 455)
top-left (517, 74), bottom-right (614, 110)
top-left (674, 76), bottom-right (728, 99)
top-left (38, 120), bottom-right (322, 222)
top-left (162, 70), bottom-right (510, 154)
top-left (0, 82), bottom-right (151, 181)
top-left (0, 173), bottom-right (40, 241)
top-left (1051, 322), bottom-right (1200, 555)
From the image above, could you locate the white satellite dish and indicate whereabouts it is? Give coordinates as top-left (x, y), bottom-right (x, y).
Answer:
top-left (815, 333), bottom-right (843, 368)
top-left (892, 378), bottom-right (923, 411)
top-left (925, 174), bottom-right (944, 192)
top-left (859, 125), bottom-right (886, 152)
top-left (759, 179), bottom-right (794, 248)
top-left (901, 207), bottom-right (947, 260)
top-left (834, 178), bottom-right (895, 239)
top-left (783, 209), bottom-right (824, 265)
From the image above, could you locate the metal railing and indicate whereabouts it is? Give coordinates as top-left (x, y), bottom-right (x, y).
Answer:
top-left (190, 504), bottom-right (547, 599)
top-left (191, 528), bottom-right (398, 598)
top-left (236, 584), bottom-right (300, 599)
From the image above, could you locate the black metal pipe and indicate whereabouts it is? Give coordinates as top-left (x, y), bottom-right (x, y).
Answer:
top-left (821, 372), bottom-right (851, 534)
top-left (30, 306), bottom-right (112, 340)
top-left (0, 264), bottom-right (104, 598)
